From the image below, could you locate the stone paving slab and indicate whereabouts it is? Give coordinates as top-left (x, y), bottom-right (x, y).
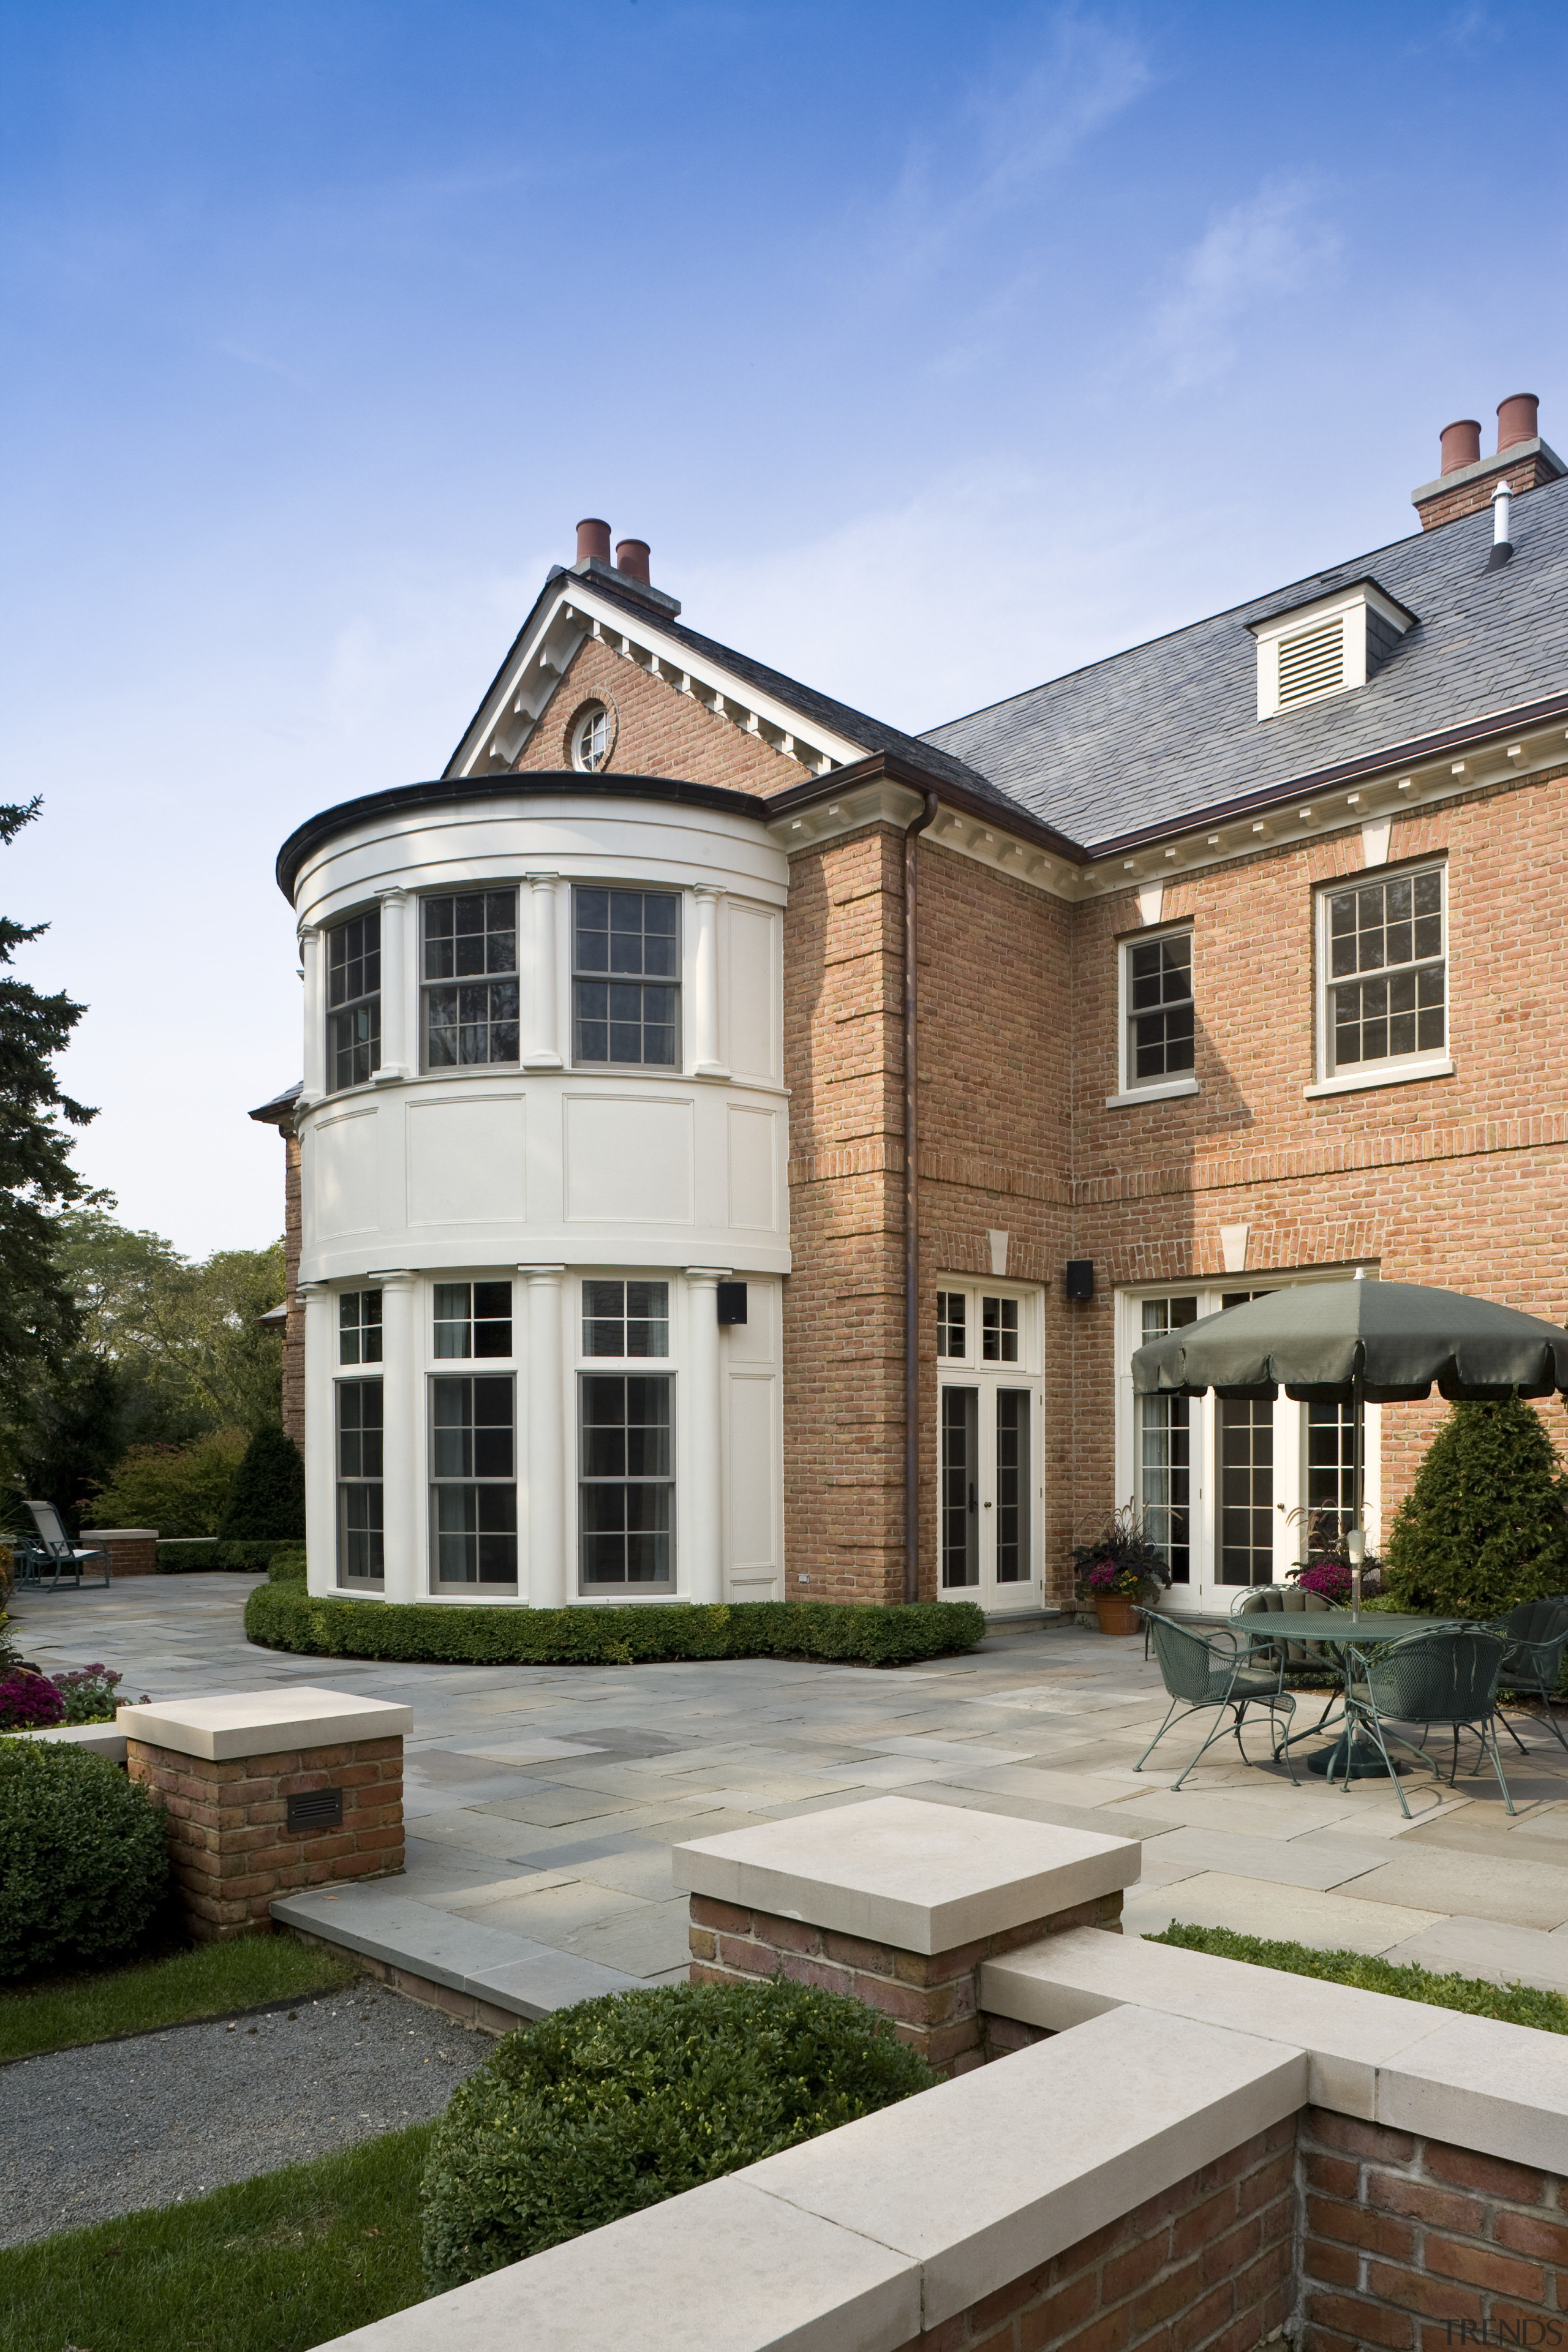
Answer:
top-left (1124, 1871), bottom-right (1446, 1954)
top-left (1379, 1911), bottom-right (1568, 1994)
top-left (1333, 1845), bottom-right (1568, 1931)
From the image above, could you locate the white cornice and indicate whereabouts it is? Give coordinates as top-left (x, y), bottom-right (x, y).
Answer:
top-left (767, 782), bottom-right (1084, 900)
top-left (451, 579), bottom-right (870, 782)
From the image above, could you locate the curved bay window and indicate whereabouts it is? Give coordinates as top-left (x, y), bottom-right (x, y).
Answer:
top-left (326, 910), bottom-right (380, 1091)
top-left (337, 1381), bottom-right (383, 1585)
top-left (421, 891), bottom-right (519, 1068)
top-left (573, 888), bottom-right (679, 1067)
top-left (430, 1374), bottom-right (518, 1588)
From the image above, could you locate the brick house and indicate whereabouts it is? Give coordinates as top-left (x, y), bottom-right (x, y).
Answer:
top-left (253, 394), bottom-right (1568, 1618)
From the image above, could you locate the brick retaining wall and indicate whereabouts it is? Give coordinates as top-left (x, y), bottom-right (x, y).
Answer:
top-left (688, 1887), bottom-right (1121, 2076)
top-left (127, 1733), bottom-right (404, 1939)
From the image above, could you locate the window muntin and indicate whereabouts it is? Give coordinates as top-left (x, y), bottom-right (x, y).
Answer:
top-left (937, 1291), bottom-right (967, 1359)
top-left (579, 1372), bottom-right (674, 1587)
top-left (434, 1281), bottom-right (512, 1360)
top-left (1136, 1295), bottom-right (1197, 1585)
top-left (981, 1297), bottom-right (1019, 1363)
top-left (995, 1390), bottom-right (1030, 1583)
top-left (337, 1381), bottom-right (383, 1584)
top-left (339, 1290), bottom-right (383, 1366)
top-left (1305, 1400), bottom-right (1355, 1550)
top-left (431, 1374), bottom-right (517, 1585)
top-left (583, 1280), bottom-right (669, 1359)
top-left (1126, 932), bottom-right (1194, 1088)
top-left (1325, 869), bottom-right (1445, 1074)
top-left (940, 1387), bottom-right (979, 1588)
top-left (422, 891), bottom-right (519, 1069)
top-left (573, 888), bottom-right (680, 1068)
top-left (572, 704), bottom-right (610, 772)
top-left (326, 910), bottom-right (381, 1092)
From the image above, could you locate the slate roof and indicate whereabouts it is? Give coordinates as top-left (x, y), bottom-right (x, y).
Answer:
top-left (919, 473), bottom-right (1568, 853)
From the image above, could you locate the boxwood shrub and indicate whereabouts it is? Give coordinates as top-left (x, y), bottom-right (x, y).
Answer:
top-left (0, 1740), bottom-right (170, 1980)
top-left (244, 1580), bottom-right (986, 1668)
top-left (158, 1539), bottom-right (307, 1575)
top-left (420, 1979), bottom-right (937, 2290)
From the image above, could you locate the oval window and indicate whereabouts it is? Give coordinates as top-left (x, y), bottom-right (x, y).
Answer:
top-left (571, 704), bottom-right (611, 773)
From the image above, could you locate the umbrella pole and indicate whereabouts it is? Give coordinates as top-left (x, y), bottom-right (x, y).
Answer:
top-left (1349, 1367), bottom-right (1365, 1618)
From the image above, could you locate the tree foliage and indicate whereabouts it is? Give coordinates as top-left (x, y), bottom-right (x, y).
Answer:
top-left (88, 1428), bottom-right (250, 1538)
top-left (0, 799), bottom-right (92, 1426)
top-left (218, 1423), bottom-right (304, 1540)
top-left (1383, 1396), bottom-right (1568, 1618)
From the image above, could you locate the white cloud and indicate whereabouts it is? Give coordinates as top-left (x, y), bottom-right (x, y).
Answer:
top-left (1149, 179), bottom-right (1341, 390)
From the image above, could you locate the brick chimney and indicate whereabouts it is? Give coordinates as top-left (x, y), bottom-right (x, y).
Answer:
top-left (1413, 394), bottom-right (1566, 529)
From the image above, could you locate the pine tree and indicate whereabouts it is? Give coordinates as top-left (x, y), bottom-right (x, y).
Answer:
top-left (217, 1423), bottom-right (305, 1540)
top-left (1384, 1397), bottom-right (1568, 1617)
top-left (0, 799), bottom-right (93, 1433)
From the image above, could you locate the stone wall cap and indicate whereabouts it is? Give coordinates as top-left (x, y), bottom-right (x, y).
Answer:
top-left (671, 1794), bottom-right (1139, 1953)
top-left (119, 1686), bottom-right (412, 1761)
top-left (79, 1528), bottom-right (157, 1540)
top-left (27, 1723), bottom-right (129, 1761)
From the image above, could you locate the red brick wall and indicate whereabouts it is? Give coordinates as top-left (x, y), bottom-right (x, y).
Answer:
top-left (1300, 2105), bottom-right (1568, 2348)
top-left (889, 2116), bottom-right (1295, 2352)
top-left (127, 1733), bottom-right (404, 1940)
top-left (513, 632), bottom-right (812, 797)
top-left (1414, 455), bottom-right (1560, 529)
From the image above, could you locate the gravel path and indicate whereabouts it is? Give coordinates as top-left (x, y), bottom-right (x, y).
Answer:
top-left (0, 1981), bottom-right (494, 2247)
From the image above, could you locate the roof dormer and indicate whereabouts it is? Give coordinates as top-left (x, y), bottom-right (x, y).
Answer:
top-left (1248, 578), bottom-right (1416, 722)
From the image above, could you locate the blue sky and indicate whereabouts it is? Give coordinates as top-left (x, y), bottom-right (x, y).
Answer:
top-left (4, 0), bottom-right (1566, 1254)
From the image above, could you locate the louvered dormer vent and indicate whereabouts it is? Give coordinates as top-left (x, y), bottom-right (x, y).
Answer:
top-left (1276, 617), bottom-right (1346, 708)
top-left (1248, 579), bottom-right (1417, 722)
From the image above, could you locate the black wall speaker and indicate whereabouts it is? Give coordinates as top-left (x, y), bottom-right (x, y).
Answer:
top-left (1064, 1261), bottom-right (1095, 1302)
top-left (717, 1282), bottom-right (748, 1325)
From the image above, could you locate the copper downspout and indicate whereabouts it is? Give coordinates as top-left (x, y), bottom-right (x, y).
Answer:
top-left (903, 791), bottom-right (940, 1603)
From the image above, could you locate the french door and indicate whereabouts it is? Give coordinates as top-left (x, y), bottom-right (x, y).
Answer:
top-left (935, 1281), bottom-right (1043, 1611)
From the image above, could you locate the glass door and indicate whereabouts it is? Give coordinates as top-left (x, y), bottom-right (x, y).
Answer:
top-left (935, 1281), bottom-right (1044, 1611)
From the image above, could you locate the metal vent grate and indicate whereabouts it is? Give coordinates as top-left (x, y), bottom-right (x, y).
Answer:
top-left (286, 1787), bottom-right (344, 1832)
top-left (1276, 616), bottom-right (1346, 707)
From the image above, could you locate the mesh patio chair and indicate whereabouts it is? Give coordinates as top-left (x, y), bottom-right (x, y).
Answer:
top-left (21, 1501), bottom-right (109, 1591)
top-left (1347, 1627), bottom-right (1513, 1819)
top-left (1231, 1586), bottom-right (1346, 1727)
top-left (1485, 1598), bottom-right (1568, 1755)
top-left (1134, 1611), bottom-right (1299, 1790)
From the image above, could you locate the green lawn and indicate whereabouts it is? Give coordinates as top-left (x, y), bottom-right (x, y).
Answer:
top-left (1148, 1920), bottom-right (1568, 2032)
top-left (0, 2120), bottom-right (432, 2352)
top-left (0, 1934), bottom-right (361, 2064)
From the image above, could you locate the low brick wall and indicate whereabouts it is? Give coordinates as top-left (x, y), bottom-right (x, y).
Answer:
top-left (127, 1734), bottom-right (404, 1939)
top-left (1300, 2105), bottom-right (1568, 2347)
top-left (688, 1889), bottom-right (1122, 2076)
top-left (889, 2117), bottom-right (1294, 2352)
top-left (80, 1528), bottom-right (157, 1575)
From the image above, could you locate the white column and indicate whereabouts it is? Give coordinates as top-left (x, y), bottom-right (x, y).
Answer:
top-left (683, 1268), bottom-right (730, 1602)
top-left (692, 886), bottom-right (727, 1077)
top-left (300, 1283), bottom-right (334, 1593)
top-left (520, 1265), bottom-right (567, 1606)
top-left (375, 889), bottom-right (410, 1081)
top-left (300, 925), bottom-right (325, 1103)
top-left (371, 1270), bottom-right (419, 1606)
top-left (524, 873), bottom-right (564, 1068)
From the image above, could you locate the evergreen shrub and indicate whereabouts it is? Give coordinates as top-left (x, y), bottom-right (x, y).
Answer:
top-left (157, 1537), bottom-right (306, 1574)
top-left (217, 1425), bottom-right (305, 1541)
top-left (0, 1740), bottom-right (170, 1978)
top-left (420, 1979), bottom-right (937, 2290)
top-left (244, 1582), bottom-right (987, 1668)
top-left (89, 1430), bottom-right (248, 1538)
top-left (1384, 1397), bottom-right (1568, 1618)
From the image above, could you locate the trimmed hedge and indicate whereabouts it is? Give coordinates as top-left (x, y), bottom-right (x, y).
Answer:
top-left (420, 1979), bottom-right (937, 2290)
top-left (1150, 1922), bottom-right (1568, 2035)
top-left (0, 1740), bottom-right (170, 1980)
top-left (244, 1581), bottom-right (987, 1668)
top-left (159, 1539), bottom-right (307, 1574)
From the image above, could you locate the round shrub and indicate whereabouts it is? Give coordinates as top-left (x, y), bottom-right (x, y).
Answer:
top-left (420, 1977), bottom-right (937, 2291)
top-left (1384, 1396), bottom-right (1568, 1618)
top-left (0, 1740), bottom-right (170, 1980)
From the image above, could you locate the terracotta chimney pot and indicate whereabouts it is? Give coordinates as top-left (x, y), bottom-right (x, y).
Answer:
top-left (615, 539), bottom-right (651, 585)
top-left (1439, 419), bottom-right (1482, 475)
top-left (1497, 393), bottom-right (1540, 451)
top-left (576, 518), bottom-right (611, 565)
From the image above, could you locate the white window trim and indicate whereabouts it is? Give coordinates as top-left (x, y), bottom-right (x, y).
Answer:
top-left (1113, 922), bottom-right (1198, 1105)
top-left (1313, 861), bottom-right (1447, 1089)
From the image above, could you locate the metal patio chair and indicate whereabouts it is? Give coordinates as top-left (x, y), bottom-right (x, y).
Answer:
top-left (1348, 1627), bottom-right (1513, 1819)
top-left (20, 1501), bottom-right (109, 1591)
top-left (1485, 1598), bottom-right (1568, 1755)
top-left (1134, 1611), bottom-right (1299, 1790)
top-left (1231, 1586), bottom-right (1347, 1728)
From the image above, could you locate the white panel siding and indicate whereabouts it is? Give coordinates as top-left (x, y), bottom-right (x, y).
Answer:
top-left (564, 1095), bottom-right (696, 1224)
top-left (407, 1095), bottom-right (526, 1225)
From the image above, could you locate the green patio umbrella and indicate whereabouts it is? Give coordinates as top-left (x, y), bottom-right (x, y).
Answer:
top-left (1131, 1272), bottom-right (1568, 1583)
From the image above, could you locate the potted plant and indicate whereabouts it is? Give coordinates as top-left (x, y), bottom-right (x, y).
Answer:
top-left (1071, 1507), bottom-right (1170, 1636)
top-left (1286, 1507), bottom-right (1384, 1607)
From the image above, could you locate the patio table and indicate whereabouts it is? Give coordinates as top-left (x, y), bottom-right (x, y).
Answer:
top-left (1174, 1609), bottom-right (1464, 1785)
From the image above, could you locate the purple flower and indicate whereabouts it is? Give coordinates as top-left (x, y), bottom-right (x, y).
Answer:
top-left (0, 1672), bottom-right (66, 1731)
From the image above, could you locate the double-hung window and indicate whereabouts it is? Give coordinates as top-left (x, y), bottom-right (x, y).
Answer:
top-left (339, 1290), bottom-right (382, 1365)
top-left (337, 1381), bottom-right (383, 1583)
top-left (579, 1278), bottom-right (673, 1589)
top-left (573, 888), bottom-right (679, 1067)
top-left (429, 1280), bottom-right (516, 1588)
top-left (1121, 929), bottom-right (1194, 1093)
top-left (326, 911), bottom-right (380, 1091)
top-left (1320, 867), bottom-right (1445, 1080)
top-left (422, 892), bottom-right (519, 1068)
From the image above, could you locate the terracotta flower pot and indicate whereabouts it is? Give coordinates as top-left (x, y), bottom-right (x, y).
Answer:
top-left (1093, 1594), bottom-right (1142, 1637)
